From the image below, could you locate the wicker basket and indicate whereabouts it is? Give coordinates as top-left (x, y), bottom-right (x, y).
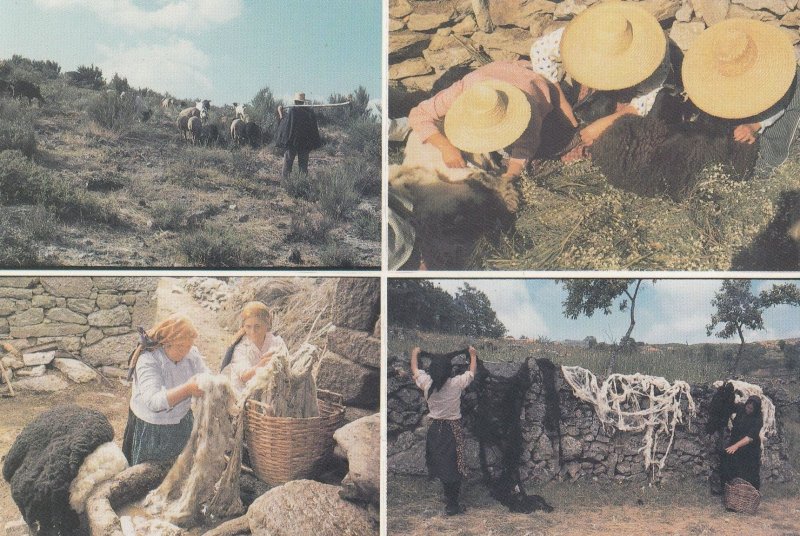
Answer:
top-left (724, 478), bottom-right (761, 514)
top-left (244, 389), bottom-right (345, 486)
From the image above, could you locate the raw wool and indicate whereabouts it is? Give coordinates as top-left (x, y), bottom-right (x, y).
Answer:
top-left (69, 442), bottom-right (129, 514)
top-left (244, 340), bottom-right (321, 418)
top-left (120, 515), bottom-right (184, 536)
top-left (144, 373), bottom-right (244, 527)
top-left (561, 366), bottom-right (696, 475)
top-left (711, 379), bottom-right (777, 451)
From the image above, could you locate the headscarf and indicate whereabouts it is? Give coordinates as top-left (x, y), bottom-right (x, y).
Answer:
top-left (126, 314), bottom-right (198, 380)
top-left (219, 302), bottom-right (274, 372)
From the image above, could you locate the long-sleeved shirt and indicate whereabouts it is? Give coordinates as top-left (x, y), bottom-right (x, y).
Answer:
top-left (407, 61), bottom-right (554, 162)
top-left (130, 346), bottom-right (209, 425)
top-left (224, 333), bottom-right (286, 393)
top-left (414, 369), bottom-right (474, 420)
top-left (530, 27), bottom-right (670, 117)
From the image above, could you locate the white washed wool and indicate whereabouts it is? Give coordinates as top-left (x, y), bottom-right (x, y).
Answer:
top-left (68, 442), bottom-right (129, 514)
top-left (711, 379), bottom-right (777, 454)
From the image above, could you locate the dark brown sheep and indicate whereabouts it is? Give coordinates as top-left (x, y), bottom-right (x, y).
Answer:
top-left (188, 116), bottom-right (202, 145)
top-left (176, 115), bottom-right (191, 141)
top-left (10, 81), bottom-right (44, 105)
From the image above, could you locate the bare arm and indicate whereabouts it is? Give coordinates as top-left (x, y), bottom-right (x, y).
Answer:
top-left (580, 105), bottom-right (637, 145)
top-left (552, 81), bottom-right (578, 128)
top-left (425, 132), bottom-right (467, 169)
top-left (725, 435), bottom-right (753, 454)
top-left (410, 346), bottom-right (421, 377)
top-left (468, 346), bottom-right (477, 375)
top-left (239, 350), bottom-right (276, 384)
top-left (166, 377), bottom-right (203, 407)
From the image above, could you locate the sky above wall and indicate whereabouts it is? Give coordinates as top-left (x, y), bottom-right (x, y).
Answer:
top-left (432, 279), bottom-right (800, 344)
top-left (0, 0), bottom-right (381, 107)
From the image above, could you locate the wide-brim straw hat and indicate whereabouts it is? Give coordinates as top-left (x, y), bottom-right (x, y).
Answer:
top-left (682, 18), bottom-right (796, 119)
top-left (561, 2), bottom-right (666, 90)
top-left (294, 92), bottom-right (306, 102)
top-left (444, 80), bottom-right (531, 154)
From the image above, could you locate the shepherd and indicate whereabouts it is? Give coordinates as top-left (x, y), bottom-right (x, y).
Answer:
top-left (682, 18), bottom-right (800, 176)
top-left (275, 92), bottom-right (322, 180)
top-left (410, 345), bottom-right (477, 516)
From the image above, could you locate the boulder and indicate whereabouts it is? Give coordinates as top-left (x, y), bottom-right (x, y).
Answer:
top-left (389, 31), bottom-right (433, 61)
top-left (561, 435), bottom-right (584, 461)
top-left (10, 322), bottom-right (89, 338)
top-left (327, 327), bottom-right (380, 368)
top-left (131, 293), bottom-right (157, 329)
top-left (408, 12), bottom-right (453, 31)
top-left (0, 298), bottom-right (15, 317)
top-left (84, 327), bottom-right (104, 346)
top-left (388, 437), bottom-right (428, 475)
top-left (15, 365), bottom-right (45, 377)
top-left (727, 2), bottom-right (778, 18)
top-left (389, 0), bottom-right (413, 19)
top-left (81, 333), bottom-right (138, 367)
top-left (22, 350), bottom-right (55, 366)
top-left (731, 0), bottom-right (789, 15)
top-left (88, 305), bottom-right (131, 327)
top-left (67, 298), bottom-right (95, 315)
top-left (489, 0), bottom-right (556, 27)
top-left (639, 0), bottom-right (682, 21)
top-left (389, 18), bottom-right (405, 31)
top-left (691, 0), bottom-right (730, 24)
top-left (53, 358), bottom-right (98, 383)
top-left (554, 0), bottom-right (588, 19)
top-left (5, 518), bottom-right (30, 536)
top-left (675, 2), bottom-right (694, 20)
top-left (2, 354), bottom-right (24, 370)
top-left (670, 21), bottom-right (707, 50)
top-left (333, 414), bottom-right (380, 505)
top-left (31, 295), bottom-right (57, 308)
top-left (96, 294), bottom-right (120, 310)
top-left (471, 27), bottom-right (533, 56)
top-left (8, 308), bottom-right (44, 327)
top-left (40, 277), bottom-right (94, 298)
top-left (422, 33), bottom-right (475, 71)
top-left (316, 354), bottom-right (379, 409)
top-left (91, 277), bottom-right (158, 292)
top-left (389, 58), bottom-right (434, 80)
top-left (13, 375), bottom-right (70, 392)
top-left (402, 71), bottom-right (447, 92)
top-left (0, 288), bottom-right (32, 299)
top-left (46, 307), bottom-right (87, 325)
top-left (452, 14), bottom-right (478, 34)
top-left (331, 279), bottom-right (379, 333)
top-left (0, 277), bottom-right (36, 288)
top-left (781, 10), bottom-right (800, 26)
top-left (248, 480), bottom-right (376, 536)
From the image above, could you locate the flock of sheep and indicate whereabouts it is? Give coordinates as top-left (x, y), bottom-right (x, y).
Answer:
top-left (167, 98), bottom-right (263, 148)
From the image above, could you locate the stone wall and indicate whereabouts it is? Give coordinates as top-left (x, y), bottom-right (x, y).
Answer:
top-left (0, 277), bottom-right (157, 382)
top-left (387, 352), bottom-right (796, 485)
top-left (389, 0), bottom-right (800, 95)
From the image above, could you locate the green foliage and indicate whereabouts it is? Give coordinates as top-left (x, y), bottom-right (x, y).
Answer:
top-left (108, 73), bottom-right (131, 94)
top-left (283, 169), bottom-right (315, 200)
top-left (286, 208), bottom-right (333, 243)
top-left (0, 100), bottom-right (36, 156)
top-left (561, 279), bottom-right (639, 319)
top-left (783, 342), bottom-right (800, 371)
top-left (324, 86), bottom-right (373, 124)
top-left (177, 224), bottom-right (260, 267)
top-left (249, 86), bottom-right (284, 137)
top-left (9, 55), bottom-right (61, 80)
top-left (319, 241), bottom-right (358, 267)
top-left (314, 165), bottom-right (361, 220)
top-left (149, 200), bottom-right (189, 231)
top-left (71, 64), bottom-right (104, 89)
top-left (0, 210), bottom-right (44, 267)
top-left (388, 280), bottom-right (507, 338)
top-left (86, 91), bottom-right (136, 131)
top-left (344, 118), bottom-right (381, 163)
top-left (351, 208), bottom-right (381, 241)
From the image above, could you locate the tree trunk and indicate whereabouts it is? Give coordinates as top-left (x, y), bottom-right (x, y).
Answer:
top-left (85, 462), bottom-right (170, 536)
top-left (729, 326), bottom-right (746, 374)
top-left (606, 280), bottom-right (641, 376)
top-left (472, 0), bottom-right (494, 32)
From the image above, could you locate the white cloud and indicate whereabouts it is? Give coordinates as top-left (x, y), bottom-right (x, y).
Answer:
top-left (34, 0), bottom-right (242, 31)
top-left (97, 39), bottom-right (212, 98)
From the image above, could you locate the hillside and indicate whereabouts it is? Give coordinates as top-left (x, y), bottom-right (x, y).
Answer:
top-left (0, 58), bottom-right (381, 267)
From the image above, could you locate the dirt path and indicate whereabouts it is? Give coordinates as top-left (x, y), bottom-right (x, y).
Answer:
top-left (388, 475), bottom-right (800, 536)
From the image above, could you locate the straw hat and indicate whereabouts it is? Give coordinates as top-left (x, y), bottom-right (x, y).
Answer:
top-left (682, 18), bottom-right (795, 119)
top-left (443, 80), bottom-right (531, 154)
top-left (293, 92), bottom-right (306, 102)
top-left (560, 2), bottom-right (666, 90)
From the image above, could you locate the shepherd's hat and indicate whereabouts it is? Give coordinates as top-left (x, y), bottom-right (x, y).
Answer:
top-left (682, 18), bottom-right (795, 119)
top-left (443, 80), bottom-right (531, 154)
top-left (560, 1), bottom-right (666, 90)
top-left (293, 92), bottom-right (306, 103)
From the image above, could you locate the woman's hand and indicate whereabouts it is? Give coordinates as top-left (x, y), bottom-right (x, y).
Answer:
top-left (725, 444), bottom-right (738, 455)
top-left (258, 349), bottom-right (276, 367)
top-left (186, 377), bottom-right (204, 398)
top-left (733, 123), bottom-right (759, 144)
top-left (427, 133), bottom-right (466, 168)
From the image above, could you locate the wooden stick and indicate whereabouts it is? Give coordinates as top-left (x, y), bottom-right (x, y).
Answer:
top-left (284, 101), bottom-right (351, 109)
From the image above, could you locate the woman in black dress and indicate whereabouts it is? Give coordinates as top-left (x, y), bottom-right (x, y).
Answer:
top-left (720, 395), bottom-right (763, 490)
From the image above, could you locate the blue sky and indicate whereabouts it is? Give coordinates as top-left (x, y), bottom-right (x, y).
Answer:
top-left (432, 279), bottom-right (800, 344)
top-left (0, 0), bottom-right (381, 106)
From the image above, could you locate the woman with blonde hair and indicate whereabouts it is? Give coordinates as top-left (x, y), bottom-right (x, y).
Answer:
top-left (220, 301), bottom-right (286, 393)
top-left (121, 313), bottom-right (209, 465)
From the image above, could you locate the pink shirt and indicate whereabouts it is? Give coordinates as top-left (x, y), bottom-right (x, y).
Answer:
top-left (408, 61), bottom-right (554, 162)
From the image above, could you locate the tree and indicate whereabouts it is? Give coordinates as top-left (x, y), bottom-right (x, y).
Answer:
top-left (108, 73), bottom-right (130, 94)
top-left (249, 86), bottom-right (284, 139)
top-left (707, 280), bottom-right (800, 373)
top-left (453, 283), bottom-right (506, 338)
top-left (560, 279), bottom-right (649, 374)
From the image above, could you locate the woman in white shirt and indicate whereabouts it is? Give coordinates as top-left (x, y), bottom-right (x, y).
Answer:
top-left (220, 301), bottom-right (286, 394)
top-left (411, 345), bottom-right (477, 516)
top-left (122, 314), bottom-right (208, 465)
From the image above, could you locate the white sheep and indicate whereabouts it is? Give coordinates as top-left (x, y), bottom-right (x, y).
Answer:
top-left (188, 116), bottom-right (202, 145)
top-left (233, 102), bottom-right (249, 122)
top-left (230, 118), bottom-right (247, 146)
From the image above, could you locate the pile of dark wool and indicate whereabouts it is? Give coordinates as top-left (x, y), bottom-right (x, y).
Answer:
top-left (2, 405), bottom-right (114, 535)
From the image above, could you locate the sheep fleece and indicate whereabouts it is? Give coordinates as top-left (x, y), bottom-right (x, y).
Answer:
top-left (2, 405), bottom-right (114, 533)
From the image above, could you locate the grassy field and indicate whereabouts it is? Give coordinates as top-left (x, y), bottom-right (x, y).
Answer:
top-left (0, 58), bottom-right (380, 267)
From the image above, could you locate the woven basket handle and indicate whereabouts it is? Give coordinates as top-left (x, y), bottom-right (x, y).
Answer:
top-left (318, 389), bottom-right (344, 407)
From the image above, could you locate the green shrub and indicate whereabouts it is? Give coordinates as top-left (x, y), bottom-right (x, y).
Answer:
top-left (341, 156), bottom-right (380, 197)
top-left (178, 224), bottom-right (260, 267)
top-left (150, 200), bottom-right (189, 230)
top-left (10, 55), bottom-right (61, 80)
top-left (283, 169), bottom-right (315, 200)
top-left (69, 64), bottom-right (104, 89)
top-left (351, 209), bottom-right (380, 241)
top-left (319, 241), bottom-right (358, 268)
top-left (286, 208), bottom-right (334, 243)
top-left (0, 121), bottom-right (36, 156)
top-left (313, 165), bottom-right (361, 220)
top-left (344, 117), bottom-right (381, 162)
top-left (0, 211), bottom-right (42, 267)
top-left (86, 91), bottom-right (136, 131)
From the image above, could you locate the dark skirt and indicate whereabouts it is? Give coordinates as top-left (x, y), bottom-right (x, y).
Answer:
top-left (426, 419), bottom-right (467, 484)
top-left (122, 408), bottom-right (194, 466)
top-left (720, 445), bottom-right (761, 490)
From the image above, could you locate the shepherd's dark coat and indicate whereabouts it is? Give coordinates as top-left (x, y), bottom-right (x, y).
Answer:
top-left (275, 107), bottom-right (321, 151)
top-left (2, 405), bottom-right (114, 534)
